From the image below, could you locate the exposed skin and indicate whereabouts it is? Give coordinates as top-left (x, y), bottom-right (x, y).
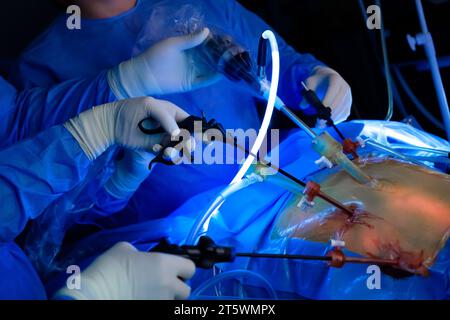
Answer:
top-left (56, 0), bottom-right (137, 19)
top-left (273, 158), bottom-right (450, 275)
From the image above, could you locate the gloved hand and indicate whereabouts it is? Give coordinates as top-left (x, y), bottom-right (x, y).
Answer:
top-left (103, 150), bottom-right (154, 199)
top-left (108, 28), bottom-right (220, 99)
top-left (64, 97), bottom-right (189, 161)
top-left (300, 66), bottom-right (352, 125)
top-left (54, 242), bottom-right (196, 300)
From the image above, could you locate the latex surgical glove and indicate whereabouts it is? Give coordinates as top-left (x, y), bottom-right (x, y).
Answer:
top-left (64, 97), bottom-right (189, 161)
top-left (103, 150), bottom-right (154, 199)
top-left (108, 28), bottom-right (220, 99)
top-left (54, 242), bottom-right (196, 300)
top-left (300, 66), bottom-right (352, 125)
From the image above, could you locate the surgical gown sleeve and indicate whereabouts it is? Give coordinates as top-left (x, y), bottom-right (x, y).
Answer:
top-left (0, 71), bottom-right (115, 149)
top-left (0, 76), bottom-right (129, 224)
top-left (208, 0), bottom-right (325, 114)
top-left (0, 125), bottom-right (92, 241)
top-left (80, 184), bottom-right (135, 225)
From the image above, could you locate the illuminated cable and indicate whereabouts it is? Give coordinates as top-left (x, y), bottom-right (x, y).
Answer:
top-left (230, 30), bottom-right (279, 184)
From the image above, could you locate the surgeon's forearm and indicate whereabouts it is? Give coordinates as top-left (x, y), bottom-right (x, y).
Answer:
top-left (88, 150), bottom-right (154, 218)
top-left (0, 125), bottom-right (92, 241)
top-left (0, 71), bottom-right (116, 149)
top-left (86, 187), bottom-right (133, 221)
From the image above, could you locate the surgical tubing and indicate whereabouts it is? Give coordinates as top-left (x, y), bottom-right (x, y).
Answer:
top-left (375, 0), bottom-right (394, 121)
top-left (231, 30), bottom-right (279, 184)
top-left (185, 174), bottom-right (263, 245)
top-left (358, 0), bottom-right (408, 119)
top-left (191, 270), bottom-right (278, 300)
top-left (365, 138), bottom-right (427, 167)
top-left (388, 144), bottom-right (449, 156)
top-left (409, 155), bottom-right (450, 165)
top-left (392, 66), bottom-right (445, 130)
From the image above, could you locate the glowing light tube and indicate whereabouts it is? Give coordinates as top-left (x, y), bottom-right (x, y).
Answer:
top-left (231, 30), bottom-right (280, 184)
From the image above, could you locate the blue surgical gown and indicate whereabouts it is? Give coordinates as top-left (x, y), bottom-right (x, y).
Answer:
top-left (0, 73), bottom-right (115, 150)
top-left (0, 76), bottom-right (141, 270)
top-left (9, 0), bottom-right (325, 224)
top-left (0, 125), bottom-right (93, 299)
top-left (0, 242), bottom-right (47, 299)
top-left (0, 125), bottom-right (92, 241)
top-left (0, 74), bottom-right (126, 233)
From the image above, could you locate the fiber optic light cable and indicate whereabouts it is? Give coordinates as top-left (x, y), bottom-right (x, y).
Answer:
top-left (231, 30), bottom-right (279, 184)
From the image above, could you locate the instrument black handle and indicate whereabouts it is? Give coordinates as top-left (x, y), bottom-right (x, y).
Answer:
top-left (150, 237), bottom-right (235, 269)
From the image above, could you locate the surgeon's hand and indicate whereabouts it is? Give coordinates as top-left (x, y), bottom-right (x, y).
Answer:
top-left (54, 242), bottom-right (196, 300)
top-left (300, 66), bottom-right (352, 125)
top-left (108, 28), bottom-right (220, 99)
top-left (64, 97), bottom-right (189, 161)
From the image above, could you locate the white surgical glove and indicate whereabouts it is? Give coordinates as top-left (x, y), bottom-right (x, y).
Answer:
top-left (55, 242), bottom-right (196, 300)
top-left (103, 150), bottom-right (154, 199)
top-left (64, 97), bottom-right (189, 161)
top-left (108, 28), bottom-right (220, 99)
top-left (300, 66), bottom-right (352, 125)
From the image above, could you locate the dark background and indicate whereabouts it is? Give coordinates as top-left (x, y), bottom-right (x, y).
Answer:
top-left (0, 0), bottom-right (449, 137)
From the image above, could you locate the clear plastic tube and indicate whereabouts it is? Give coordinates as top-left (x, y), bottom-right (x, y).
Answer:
top-left (374, 0), bottom-right (394, 121)
top-left (388, 144), bottom-right (449, 156)
top-left (358, 0), bottom-right (408, 119)
top-left (185, 174), bottom-right (263, 245)
top-left (356, 120), bottom-right (448, 148)
top-left (185, 30), bottom-right (280, 244)
top-left (191, 270), bottom-right (278, 299)
top-left (365, 138), bottom-right (450, 168)
top-left (364, 138), bottom-right (427, 167)
top-left (185, 31), bottom-right (281, 299)
top-left (392, 66), bottom-right (445, 130)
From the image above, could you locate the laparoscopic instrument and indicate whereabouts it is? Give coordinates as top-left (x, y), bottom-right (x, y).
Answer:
top-left (137, 29), bottom-right (448, 223)
top-left (139, 112), bottom-right (356, 217)
top-left (136, 30), bottom-right (450, 279)
top-left (199, 31), bottom-right (448, 174)
top-left (150, 236), bottom-right (419, 277)
top-left (139, 31), bottom-right (373, 184)
top-left (202, 32), bottom-right (374, 185)
top-left (138, 115), bottom-right (224, 168)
